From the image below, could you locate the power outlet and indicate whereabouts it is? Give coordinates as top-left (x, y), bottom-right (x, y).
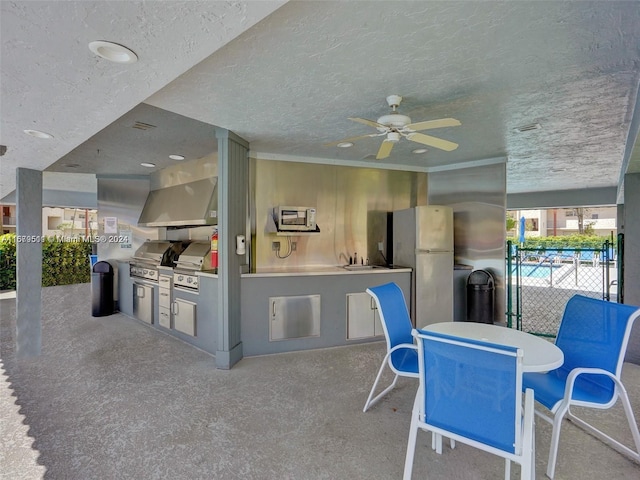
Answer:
top-left (272, 241), bottom-right (280, 251)
top-left (291, 241), bottom-right (297, 251)
top-left (378, 242), bottom-right (384, 252)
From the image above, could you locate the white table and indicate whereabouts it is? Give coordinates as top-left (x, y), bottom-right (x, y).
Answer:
top-left (421, 322), bottom-right (564, 373)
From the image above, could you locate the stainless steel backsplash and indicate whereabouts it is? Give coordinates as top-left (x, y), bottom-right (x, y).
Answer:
top-left (252, 158), bottom-right (427, 271)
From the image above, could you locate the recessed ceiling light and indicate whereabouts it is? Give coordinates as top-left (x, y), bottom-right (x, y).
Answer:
top-left (140, 162), bottom-right (156, 168)
top-left (412, 148), bottom-right (428, 154)
top-left (337, 142), bottom-right (354, 148)
top-left (89, 41), bottom-right (138, 64)
top-left (169, 154), bottom-right (185, 160)
top-left (24, 129), bottom-right (54, 139)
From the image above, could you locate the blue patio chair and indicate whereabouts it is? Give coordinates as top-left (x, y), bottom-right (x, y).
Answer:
top-left (404, 329), bottom-right (535, 480)
top-left (578, 250), bottom-right (597, 265)
top-left (523, 295), bottom-right (640, 479)
top-left (362, 282), bottom-right (419, 412)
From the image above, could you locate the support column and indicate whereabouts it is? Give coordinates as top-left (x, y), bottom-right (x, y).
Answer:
top-left (623, 173), bottom-right (640, 364)
top-left (215, 128), bottom-right (249, 369)
top-left (15, 168), bottom-right (43, 357)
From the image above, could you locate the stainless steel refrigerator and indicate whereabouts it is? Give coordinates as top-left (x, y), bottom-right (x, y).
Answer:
top-left (393, 205), bottom-right (454, 326)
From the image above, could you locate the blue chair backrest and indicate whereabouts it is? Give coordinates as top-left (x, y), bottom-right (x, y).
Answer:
top-left (366, 283), bottom-right (413, 349)
top-left (415, 330), bottom-right (521, 454)
top-left (581, 250), bottom-right (594, 260)
top-left (556, 295), bottom-right (640, 397)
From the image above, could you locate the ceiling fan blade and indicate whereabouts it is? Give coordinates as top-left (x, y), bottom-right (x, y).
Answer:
top-left (323, 134), bottom-right (380, 147)
top-left (406, 132), bottom-right (459, 151)
top-left (349, 117), bottom-right (387, 129)
top-left (376, 140), bottom-right (395, 159)
top-left (405, 118), bottom-right (461, 131)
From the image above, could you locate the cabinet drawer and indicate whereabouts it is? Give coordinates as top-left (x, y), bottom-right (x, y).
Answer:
top-left (159, 307), bottom-right (171, 329)
top-left (158, 275), bottom-right (172, 288)
top-left (158, 288), bottom-right (171, 309)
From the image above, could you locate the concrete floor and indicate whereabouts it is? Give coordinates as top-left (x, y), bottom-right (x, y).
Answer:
top-left (1, 283), bottom-right (640, 480)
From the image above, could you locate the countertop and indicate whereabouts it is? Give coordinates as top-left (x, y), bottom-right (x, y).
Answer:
top-left (118, 259), bottom-right (412, 278)
top-left (245, 265), bottom-right (412, 278)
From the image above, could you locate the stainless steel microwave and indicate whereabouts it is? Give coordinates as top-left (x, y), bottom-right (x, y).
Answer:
top-left (277, 206), bottom-right (317, 231)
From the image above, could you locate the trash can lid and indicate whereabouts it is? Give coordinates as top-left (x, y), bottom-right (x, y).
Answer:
top-left (467, 269), bottom-right (494, 286)
top-left (92, 261), bottom-right (113, 274)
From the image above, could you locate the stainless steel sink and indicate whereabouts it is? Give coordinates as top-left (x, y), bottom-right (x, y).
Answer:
top-left (341, 265), bottom-right (384, 271)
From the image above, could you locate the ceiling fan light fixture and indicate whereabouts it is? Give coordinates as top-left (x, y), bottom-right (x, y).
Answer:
top-left (387, 132), bottom-right (401, 143)
top-left (412, 148), bottom-right (428, 154)
top-left (336, 142), bottom-right (354, 148)
top-left (89, 41), bottom-right (138, 64)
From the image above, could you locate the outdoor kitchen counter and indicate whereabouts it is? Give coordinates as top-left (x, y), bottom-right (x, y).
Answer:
top-left (243, 265), bottom-right (412, 277)
top-left (240, 266), bottom-right (412, 357)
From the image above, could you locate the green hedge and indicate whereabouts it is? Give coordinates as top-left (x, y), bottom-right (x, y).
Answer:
top-left (519, 234), bottom-right (614, 250)
top-left (0, 234), bottom-right (94, 290)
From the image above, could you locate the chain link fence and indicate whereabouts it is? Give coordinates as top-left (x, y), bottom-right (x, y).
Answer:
top-left (506, 242), bottom-right (617, 337)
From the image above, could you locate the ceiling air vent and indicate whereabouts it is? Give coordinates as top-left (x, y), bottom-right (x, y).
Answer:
top-left (514, 123), bottom-right (541, 133)
top-left (132, 121), bottom-right (157, 130)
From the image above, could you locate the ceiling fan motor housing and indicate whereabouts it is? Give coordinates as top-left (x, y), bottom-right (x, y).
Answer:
top-left (376, 113), bottom-right (412, 129)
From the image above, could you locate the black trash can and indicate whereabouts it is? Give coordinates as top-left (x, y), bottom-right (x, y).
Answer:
top-left (466, 269), bottom-right (495, 324)
top-left (91, 261), bottom-right (114, 317)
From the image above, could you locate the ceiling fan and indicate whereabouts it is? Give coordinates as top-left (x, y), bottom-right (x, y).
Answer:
top-left (325, 95), bottom-right (461, 160)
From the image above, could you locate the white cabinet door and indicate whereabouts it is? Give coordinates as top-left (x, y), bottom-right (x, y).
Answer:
top-left (173, 298), bottom-right (196, 336)
top-left (373, 307), bottom-right (384, 337)
top-left (347, 292), bottom-right (380, 339)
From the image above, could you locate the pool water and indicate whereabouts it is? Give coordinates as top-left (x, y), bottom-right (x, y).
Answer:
top-left (512, 264), bottom-right (562, 278)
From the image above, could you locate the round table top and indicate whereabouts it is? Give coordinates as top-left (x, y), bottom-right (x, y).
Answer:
top-left (421, 322), bottom-right (564, 373)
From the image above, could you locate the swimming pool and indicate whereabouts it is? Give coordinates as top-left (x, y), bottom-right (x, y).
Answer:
top-left (512, 264), bottom-right (562, 278)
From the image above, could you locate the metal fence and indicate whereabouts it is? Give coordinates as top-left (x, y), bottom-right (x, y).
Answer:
top-left (506, 238), bottom-right (620, 337)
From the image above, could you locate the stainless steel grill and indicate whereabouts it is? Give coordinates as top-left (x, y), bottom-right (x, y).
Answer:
top-left (173, 241), bottom-right (212, 292)
top-left (130, 240), bottom-right (187, 282)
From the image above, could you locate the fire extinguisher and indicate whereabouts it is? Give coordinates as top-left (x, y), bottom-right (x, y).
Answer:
top-left (211, 227), bottom-right (218, 270)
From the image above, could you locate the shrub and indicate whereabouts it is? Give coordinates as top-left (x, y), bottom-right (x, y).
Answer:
top-left (0, 234), bottom-right (93, 289)
top-left (520, 234), bottom-right (614, 250)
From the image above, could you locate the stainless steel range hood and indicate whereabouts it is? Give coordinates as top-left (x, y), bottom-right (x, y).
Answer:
top-left (138, 177), bottom-right (218, 227)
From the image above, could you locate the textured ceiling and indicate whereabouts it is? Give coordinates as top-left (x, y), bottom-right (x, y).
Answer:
top-left (2, 1), bottom-right (640, 203)
top-left (0, 0), bottom-right (285, 198)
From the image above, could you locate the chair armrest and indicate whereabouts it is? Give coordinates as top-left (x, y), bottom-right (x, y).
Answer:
top-left (388, 343), bottom-right (418, 355)
top-left (563, 367), bottom-right (620, 405)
